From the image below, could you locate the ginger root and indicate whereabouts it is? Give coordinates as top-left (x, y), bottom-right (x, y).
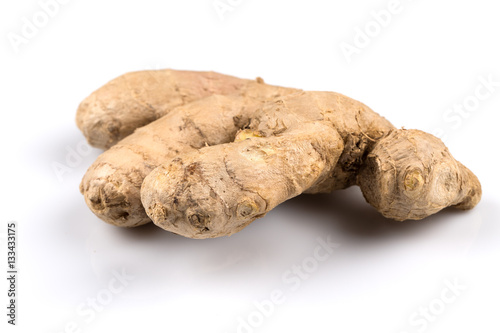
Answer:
top-left (76, 69), bottom-right (297, 149)
top-left (80, 94), bottom-right (279, 227)
top-left (78, 70), bottom-right (481, 238)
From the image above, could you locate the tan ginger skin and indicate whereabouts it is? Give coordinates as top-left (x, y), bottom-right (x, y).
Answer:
top-left (78, 69), bottom-right (481, 239)
top-left (76, 69), bottom-right (297, 149)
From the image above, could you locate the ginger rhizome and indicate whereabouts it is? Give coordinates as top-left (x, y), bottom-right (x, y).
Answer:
top-left (76, 69), bottom-right (297, 149)
top-left (78, 70), bottom-right (481, 238)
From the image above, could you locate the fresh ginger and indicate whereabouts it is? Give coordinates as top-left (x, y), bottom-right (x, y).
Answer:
top-left (80, 94), bottom-right (283, 227)
top-left (78, 70), bottom-right (481, 238)
top-left (76, 69), bottom-right (297, 149)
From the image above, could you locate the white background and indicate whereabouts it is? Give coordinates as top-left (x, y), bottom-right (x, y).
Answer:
top-left (1, 0), bottom-right (500, 332)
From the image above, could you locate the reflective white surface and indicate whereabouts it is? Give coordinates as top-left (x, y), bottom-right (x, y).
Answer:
top-left (1, 1), bottom-right (499, 332)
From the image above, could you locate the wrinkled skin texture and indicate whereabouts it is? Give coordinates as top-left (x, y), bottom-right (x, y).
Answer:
top-left (80, 94), bottom-right (276, 227)
top-left (76, 69), bottom-right (297, 149)
top-left (78, 71), bottom-right (482, 238)
top-left (357, 129), bottom-right (481, 221)
top-left (141, 118), bottom-right (344, 238)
